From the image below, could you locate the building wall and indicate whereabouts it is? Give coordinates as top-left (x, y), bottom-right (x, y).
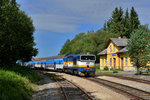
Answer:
top-left (100, 55), bottom-right (107, 69)
top-left (106, 41), bottom-right (122, 69)
top-left (99, 40), bottom-right (150, 71)
top-left (119, 53), bottom-right (135, 71)
top-left (99, 41), bottom-right (136, 71)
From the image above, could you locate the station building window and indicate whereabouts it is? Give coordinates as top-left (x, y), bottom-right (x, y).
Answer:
top-left (102, 59), bottom-right (104, 66)
top-left (110, 46), bottom-right (112, 52)
top-left (125, 57), bottom-right (128, 66)
top-left (110, 58), bottom-right (112, 66)
top-left (113, 45), bottom-right (115, 51)
top-left (105, 59), bottom-right (107, 66)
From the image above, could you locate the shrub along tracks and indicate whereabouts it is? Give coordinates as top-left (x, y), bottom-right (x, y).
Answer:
top-left (85, 77), bottom-right (150, 100)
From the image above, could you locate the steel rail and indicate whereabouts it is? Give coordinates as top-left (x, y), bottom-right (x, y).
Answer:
top-left (65, 78), bottom-right (93, 100)
top-left (99, 74), bottom-right (150, 85)
top-left (55, 78), bottom-right (69, 100)
top-left (55, 78), bottom-right (93, 100)
top-left (85, 77), bottom-right (150, 100)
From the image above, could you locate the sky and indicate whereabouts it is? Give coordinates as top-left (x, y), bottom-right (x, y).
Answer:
top-left (16, 0), bottom-right (150, 58)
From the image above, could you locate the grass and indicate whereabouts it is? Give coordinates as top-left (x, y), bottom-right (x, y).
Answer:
top-left (0, 65), bottom-right (41, 100)
top-left (96, 70), bottom-right (116, 75)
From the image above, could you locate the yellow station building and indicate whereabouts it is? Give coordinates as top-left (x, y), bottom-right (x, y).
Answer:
top-left (98, 38), bottom-right (136, 71)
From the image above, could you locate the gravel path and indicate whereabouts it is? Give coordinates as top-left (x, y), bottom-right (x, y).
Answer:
top-left (32, 74), bottom-right (64, 100)
top-left (47, 72), bottom-right (129, 100)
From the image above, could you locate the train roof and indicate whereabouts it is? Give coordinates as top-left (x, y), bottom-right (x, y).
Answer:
top-left (64, 53), bottom-right (95, 57)
top-left (41, 55), bottom-right (65, 61)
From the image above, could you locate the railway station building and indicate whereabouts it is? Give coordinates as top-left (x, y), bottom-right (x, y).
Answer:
top-left (98, 38), bottom-right (135, 71)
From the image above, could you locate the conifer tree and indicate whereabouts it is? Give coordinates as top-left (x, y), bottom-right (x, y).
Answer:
top-left (103, 21), bottom-right (107, 32)
top-left (123, 8), bottom-right (130, 38)
top-left (104, 7), bottom-right (141, 38)
top-left (129, 7), bottom-right (140, 33)
top-left (106, 7), bottom-right (124, 36)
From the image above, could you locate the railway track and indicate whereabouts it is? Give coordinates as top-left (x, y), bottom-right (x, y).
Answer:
top-left (85, 77), bottom-right (150, 100)
top-left (55, 78), bottom-right (93, 100)
top-left (99, 74), bottom-right (150, 85)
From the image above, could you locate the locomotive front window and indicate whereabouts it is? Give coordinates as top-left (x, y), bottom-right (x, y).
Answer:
top-left (81, 56), bottom-right (95, 61)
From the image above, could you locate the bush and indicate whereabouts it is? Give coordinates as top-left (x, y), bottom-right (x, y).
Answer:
top-left (0, 70), bottom-right (32, 100)
top-left (104, 66), bottom-right (109, 71)
top-left (113, 70), bottom-right (118, 73)
top-left (4, 65), bottom-right (41, 83)
top-left (115, 68), bottom-right (123, 71)
top-left (0, 65), bottom-right (41, 100)
top-left (95, 65), bottom-right (100, 71)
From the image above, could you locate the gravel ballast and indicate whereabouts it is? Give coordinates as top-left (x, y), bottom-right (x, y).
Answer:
top-left (48, 72), bottom-right (129, 100)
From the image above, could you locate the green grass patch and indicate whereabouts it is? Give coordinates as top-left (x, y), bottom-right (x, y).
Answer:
top-left (96, 70), bottom-right (116, 75)
top-left (0, 65), bottom-right (41, 100)
top-left (94, 65), bottom-right (100, 72)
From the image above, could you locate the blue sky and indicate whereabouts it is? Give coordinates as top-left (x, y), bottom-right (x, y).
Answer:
top-left (16, 0), bottom-right (150, 58)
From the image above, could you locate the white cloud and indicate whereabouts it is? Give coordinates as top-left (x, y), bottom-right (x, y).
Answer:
top-left (18, 0), bottom-right (150, 32)
top-left (31, 14), bottom-right (80, 33)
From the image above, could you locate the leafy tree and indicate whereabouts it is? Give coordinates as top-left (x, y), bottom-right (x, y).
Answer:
top-left (59, 39), bottom-right (71, 55)
top-left (0, 0), bottom-right (38, 66)
top-left (127, 29), bottom-right (150, 74)
top-left (59, 30), bottom-right (118, 63)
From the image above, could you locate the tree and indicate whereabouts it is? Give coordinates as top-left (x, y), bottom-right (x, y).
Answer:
top-left (103, 21), bottom-right (107, 32)
top-left (59, 29), bottom-right (118, 63)
top-left (129, 7), bottom-right (140, 34)
top-left (59, 39), bottom-right (71, 55)
top-left (0, 0), bottom-right (38, 66)
top-left (123, 8), bottom-right (130, 38)
top-left (127, 29), bottom-right (150, 74)
top-left (106, 7), bottom-right (124, 36)
top-left (104, 7), bottom-right (141, 38)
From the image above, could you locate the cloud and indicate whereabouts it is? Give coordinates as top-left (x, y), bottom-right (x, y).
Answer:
top-left (18, 0), bottom-right (150, 33)
top-left (31, 14), bottom-right (80, 33)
